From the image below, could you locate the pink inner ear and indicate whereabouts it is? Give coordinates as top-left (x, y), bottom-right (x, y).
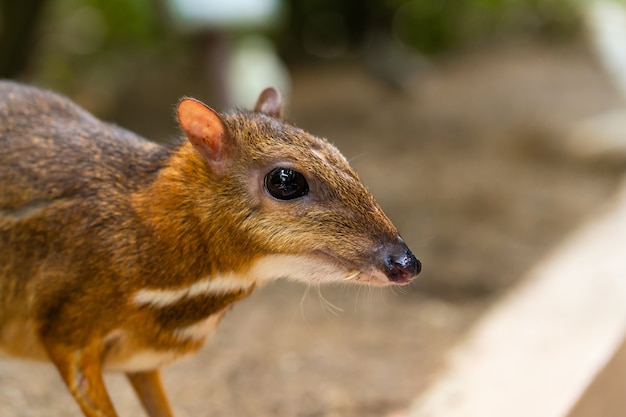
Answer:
top-left (177, 98), bottom-right (225, 163)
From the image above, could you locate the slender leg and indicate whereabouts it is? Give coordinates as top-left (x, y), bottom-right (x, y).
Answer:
top-left (42, 340), bottom-right (118, 417)
top-left (127, 370), bottom-right (175, 417)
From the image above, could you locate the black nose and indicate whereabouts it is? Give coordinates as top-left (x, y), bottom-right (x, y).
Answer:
top-left (383, 238), bottom-right (421, 284)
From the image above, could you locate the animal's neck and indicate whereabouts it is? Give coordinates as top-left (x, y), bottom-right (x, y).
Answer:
top-left (131, 142), bottom-right (262, 287)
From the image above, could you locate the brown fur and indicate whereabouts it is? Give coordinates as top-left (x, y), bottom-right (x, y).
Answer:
top-left (0, 81), bottom-right (418, 417)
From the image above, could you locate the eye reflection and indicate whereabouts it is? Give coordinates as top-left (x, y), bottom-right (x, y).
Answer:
top-left (264, 168), bottom-right (309, 200)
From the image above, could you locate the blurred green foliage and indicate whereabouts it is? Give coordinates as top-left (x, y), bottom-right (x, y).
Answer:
top-left (0, 0), bottom-right (48, 77)
top-left (282, 0), bottom-right (582, 59)
top-left (35, 0), bottom-right (161, 58)
top-left (391, 0), bottom-right (573, 53)
top-left (1, 0), bottom-right (583, 105)
top-left (22, 0), bottom-right (168, 109)
top-left (3, 0), bottom-right (584, 65)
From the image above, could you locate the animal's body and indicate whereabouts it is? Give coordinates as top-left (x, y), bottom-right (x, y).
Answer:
top-left (0, 81), bottom-right (420, 417)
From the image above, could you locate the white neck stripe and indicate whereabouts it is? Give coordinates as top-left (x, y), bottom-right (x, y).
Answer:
top-left (131, 254), bottom-right (360, 309)
top-left (133, 275), bottom-right (253, 308)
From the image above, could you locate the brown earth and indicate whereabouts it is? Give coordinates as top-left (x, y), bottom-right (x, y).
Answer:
top-left (1, 41), bottom-right (624, 417)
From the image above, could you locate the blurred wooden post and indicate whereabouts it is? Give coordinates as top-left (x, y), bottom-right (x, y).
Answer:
top-left (405, 179), bottom-right (626, 417)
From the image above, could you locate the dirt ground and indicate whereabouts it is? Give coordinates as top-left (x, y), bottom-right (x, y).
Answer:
top-left (1, 41), bottom-right (625, 417)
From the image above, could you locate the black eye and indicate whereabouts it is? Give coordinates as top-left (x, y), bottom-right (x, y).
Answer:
top-left (265, 168), bottom-right (309, 200)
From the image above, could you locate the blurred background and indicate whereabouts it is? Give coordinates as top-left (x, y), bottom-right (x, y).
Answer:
top-left (1, 0), bottom-right (626, 416)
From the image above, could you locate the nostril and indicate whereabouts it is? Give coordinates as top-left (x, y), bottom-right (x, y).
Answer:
top-left (384, 251), bottom-right (421, 283)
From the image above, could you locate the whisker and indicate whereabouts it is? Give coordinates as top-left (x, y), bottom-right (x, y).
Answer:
top-left (379, 285), bottom-right (389, 308)
top-left (348, 152), bottom-right (368, 163)
top-left (316, 286), bottom-right (343, 317)
top-left (366, 271), bottom-right (374, 308)
top-left (354, 282), bottom-right (363, 313)
top-left (300, 285), bottom-right (311, 321)
top-left (390, 284), bottom-right (407, 297)
top-left (339, 282), bottom-right (349, 297)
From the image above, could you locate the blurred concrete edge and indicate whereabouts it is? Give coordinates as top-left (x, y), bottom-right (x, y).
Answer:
top-left (393, 176), bottom-right (626, 417)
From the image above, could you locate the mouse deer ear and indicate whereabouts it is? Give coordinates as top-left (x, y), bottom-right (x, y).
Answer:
top-left (178, 98), bottom-right (231, 176)
top-left (254, 87), bottom-right (283, 119)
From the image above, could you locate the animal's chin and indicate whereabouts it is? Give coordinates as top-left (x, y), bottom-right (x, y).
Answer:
top-left (249, 253), bottom-right (413, 287)
top-left (310, 251), bottom-right (408, 287)
top-left (344, 270), bottom-right (413, 287)
top-left (342, 270), bottom-right (389, 286)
